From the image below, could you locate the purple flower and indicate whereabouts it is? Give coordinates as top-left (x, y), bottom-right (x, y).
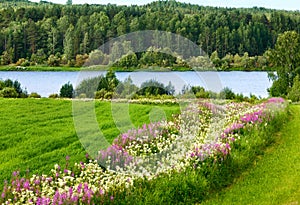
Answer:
top-left (77, 183), bottom-right (82, 193)
top-left (34, 179), bottom-right (40, 185)
top-left (23, 180), bottom-right (30, 190)
top-left (99, 189), bottom-right (104, 195)
top-left (12, 171), bottom-right (19, 177)
top-left (268, 97), bottom-right (284, 103)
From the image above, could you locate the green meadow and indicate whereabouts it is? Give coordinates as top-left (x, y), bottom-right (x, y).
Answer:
top-left (0, 98), bottom-right (180, 187)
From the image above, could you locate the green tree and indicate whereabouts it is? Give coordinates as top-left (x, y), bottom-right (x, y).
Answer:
top-left (267, 31), bottom-right (300, 96)
top-left (60, 82), bottom-right (74, 98)
top-left (138, 79), bottom-right (169, 96)
top-left (64, 25), bottom-right (75, 61)
top-left (116, 52), bottom-right (138, 69)
top-left (210, 50), bottom-right (221, 68)
top-left (287, 75), bottom-right (300, 102)
top-left (97, 69), bottom-right (119, 92)
top-left (1, 48), bottom-right (14, 65)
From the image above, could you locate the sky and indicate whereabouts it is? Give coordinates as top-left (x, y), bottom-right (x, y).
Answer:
top-left (30, 0), bottom-right (300, 11)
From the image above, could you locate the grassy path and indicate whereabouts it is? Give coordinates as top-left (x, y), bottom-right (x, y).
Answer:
top-left (202, 105), bottom-right (300, 205)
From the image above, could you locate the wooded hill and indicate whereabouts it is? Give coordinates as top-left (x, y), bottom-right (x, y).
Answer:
top-left (0, 0), bottom-right (299, 69)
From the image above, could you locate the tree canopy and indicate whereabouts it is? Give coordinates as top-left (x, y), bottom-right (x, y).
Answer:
top-left (267, 31), bottom-right (300, 98)
top-left (0, 1), bottom-right (300, 69)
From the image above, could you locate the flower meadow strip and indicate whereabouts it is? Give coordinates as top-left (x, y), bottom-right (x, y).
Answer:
top-left (1, 98), bottom-right (287, 204)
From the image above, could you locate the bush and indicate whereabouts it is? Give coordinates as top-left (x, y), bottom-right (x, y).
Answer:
top-left (95, 89), bottom-right (106, 99)
top-left (78, 93), bottom-right (87, 99)
top-left (29, 92), bottom-right (41, 98)
top-left (15, 58), bottom-right (30, 67)
top-left (48, 93), bottom-right (59, 98)
top-left (0, 79), bottom-right (27, 98)
top-left (60, 82), bottom-right (74, 98)
top-left (104, 92), bottom-right (114, 99)
top-left (219, 87), bottom-right (235, 100)
top-left (287, 75), bottom-right (300, 102)
top-left (0, 87), bottom-right (18, 98)
top-left (47, 54), bottom-right (60, 66)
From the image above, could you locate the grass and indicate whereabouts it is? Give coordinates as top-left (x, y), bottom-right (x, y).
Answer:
top-left (0, 98), bottom-right (180, 187)
top-left (201, 105), bottom-right (300, 205)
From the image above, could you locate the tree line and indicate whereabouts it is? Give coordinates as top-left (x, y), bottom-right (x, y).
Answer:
top-left (0, 0), bottom-right (300, 69)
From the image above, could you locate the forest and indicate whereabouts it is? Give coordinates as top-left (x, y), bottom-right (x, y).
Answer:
top-left (0, 0), bottom-right (300, 70)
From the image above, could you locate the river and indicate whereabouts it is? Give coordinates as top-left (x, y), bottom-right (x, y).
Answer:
top-left (0, 71), bottom-right (272, 98)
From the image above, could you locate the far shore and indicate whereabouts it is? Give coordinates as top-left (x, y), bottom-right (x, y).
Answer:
top-left (0, 65), bottom-right (274, 72)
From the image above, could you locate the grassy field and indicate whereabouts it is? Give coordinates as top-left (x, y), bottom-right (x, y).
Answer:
top-left (0, 98), bottom-right (180, 187)
top-left (202, 105), bottom-right (300, 205)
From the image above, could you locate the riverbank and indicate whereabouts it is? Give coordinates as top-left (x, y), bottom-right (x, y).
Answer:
top-left (0, 65), bottom-right (275, 72)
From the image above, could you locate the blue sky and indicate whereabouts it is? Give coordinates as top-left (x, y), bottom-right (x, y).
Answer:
top-left (30, 0), bottom-right (300, 11)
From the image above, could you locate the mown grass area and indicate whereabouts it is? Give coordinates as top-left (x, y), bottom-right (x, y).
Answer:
top-left (202, 105), bottom-right (300, 205)
top-left (0, 98), bottom-right (180, 187)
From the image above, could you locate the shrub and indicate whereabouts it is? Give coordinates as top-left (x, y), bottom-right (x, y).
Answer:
top-left (0, 87), bottom-right (18, 98)
top-left (75, 54), bottom-right (89, 67)
top-left (0, 79), bottom-right (27, 98)
top-left (48, 93), bottom-right (59, 98)
top-left (29, 92), bottom-right (41, 98)
top-left (47, 54), bottom-right (60, 66)
top-left (95, 89), bottom-right (106, 99)
top-left (78, 93), bottom-right (87, 99)
top-left (15, 58), bottom-right (30, 66)
top-left (104, 92), bottom-right (114, 99)
top-left (219, 87), bottom-right (235, 100)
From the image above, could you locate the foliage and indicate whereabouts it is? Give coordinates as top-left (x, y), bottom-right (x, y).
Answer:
top-left (75, 76), bottom-right (103, 98)
top-left (97, 69), bottom-right (119, 92)
top-left (0, 2), bottom-right (300, 70)
top-left (60, 82), bottom-right (74, 98)
top-left (76, 73), bottom-right (175, 99)
top-left (219, 87), bottom-right (236, 100)
top-left (48, 93), bottom-right (59, 98)
top-left (137, 79), bottom-right (174, 96)
top-left (287, 75), bottom-right (300, 102)
top-left (267, 31), bottom-right (300, 97)
top-left (47, 54), bottom-right (60, 67)
top-left (28, 92), bottom-right (41, 98)
top-left (115, 76), bottom-right (139, 98)
top-left (0, 79), bottom-right (27, 98)
top-left (0, 87), bottom-right (18, 98)
top-left (185, 85), bottom-right (258, 102)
